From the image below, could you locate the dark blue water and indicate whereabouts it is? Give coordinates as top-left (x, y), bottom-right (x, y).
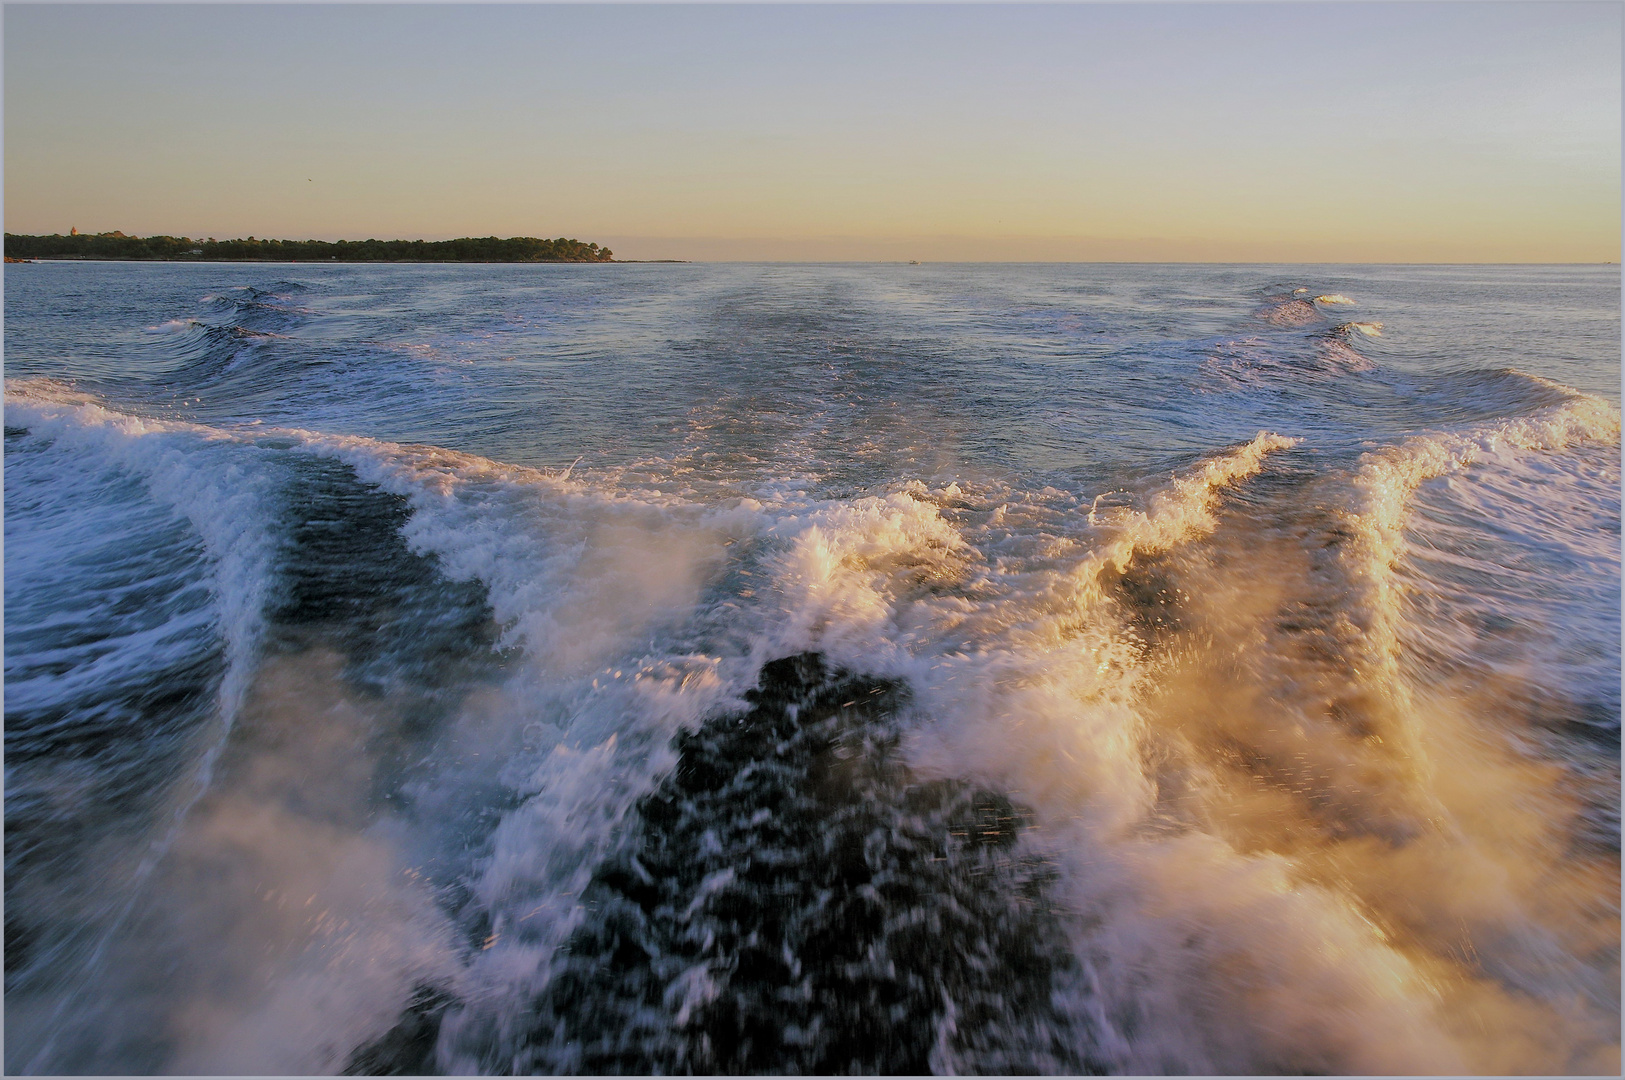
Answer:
top-left (5, 262), bottom-right (1619, 1074)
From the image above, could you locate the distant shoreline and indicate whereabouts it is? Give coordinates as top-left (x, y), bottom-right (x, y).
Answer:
top-left (3, 232), bottom-right (618, 263)
top-left (8, 257), bottom-right (693, 265)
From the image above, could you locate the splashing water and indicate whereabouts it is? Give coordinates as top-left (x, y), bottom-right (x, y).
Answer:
top-left (5, 263), bottom-right (1618, 1074)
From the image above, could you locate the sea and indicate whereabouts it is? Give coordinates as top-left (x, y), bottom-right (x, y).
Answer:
top-left (3, 261), bottom-right (1619, 1075)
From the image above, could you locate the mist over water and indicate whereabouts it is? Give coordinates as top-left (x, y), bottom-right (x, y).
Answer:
top-left (4, 262), bottom-right (1619, 1074)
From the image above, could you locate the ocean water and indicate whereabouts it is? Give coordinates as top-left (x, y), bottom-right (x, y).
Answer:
top-left (3, 261), bottom-right (1619, 1075)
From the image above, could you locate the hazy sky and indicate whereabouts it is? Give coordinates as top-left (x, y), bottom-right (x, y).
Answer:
top-left (5, 3), bottom-right (1620, 261)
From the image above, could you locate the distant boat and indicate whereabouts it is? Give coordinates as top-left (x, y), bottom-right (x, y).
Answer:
top-left (908, 260), bottom-right (920, 265)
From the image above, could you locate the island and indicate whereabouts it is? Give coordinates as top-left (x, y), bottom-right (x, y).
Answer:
top-left (2, 230), bottom-right (613, 262)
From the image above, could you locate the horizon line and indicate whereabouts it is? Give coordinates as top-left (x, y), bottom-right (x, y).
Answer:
top-left (8, 257), bottom-right (1619, 268)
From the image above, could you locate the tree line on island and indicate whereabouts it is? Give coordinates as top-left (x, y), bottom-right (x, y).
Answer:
top-left (3, 230), bottom-right (614, 262)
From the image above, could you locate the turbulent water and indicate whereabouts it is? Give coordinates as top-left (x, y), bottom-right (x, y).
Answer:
top-left (3, 262), bottom-right (1619, 1075)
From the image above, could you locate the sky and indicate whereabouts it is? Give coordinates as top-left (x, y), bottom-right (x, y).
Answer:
top-left (4, 2), bottom-right (1620, 262)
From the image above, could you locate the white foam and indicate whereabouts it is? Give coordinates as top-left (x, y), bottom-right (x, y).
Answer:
top-left (1053, 387), bottom-right (1624, 1073)
top-left (1089, 431), bottom-right (1300, 574)
top-left (5, 381), bottom-right (294, 1072)
top-left (1333, 389), bottom-right (1620, 678)
top-left (703, 429), bottom-right (1543, 1073)
top-left (11, 378), bottom-right (1615, 1073)
top-left (667, 417), bottom-right (1617, 1073)
top-left (5, 381), bottom-right (280, 731)
top-left (281, 429), bottom-right (761, 669)
top-left (4, 440), bottom-right (217, 722)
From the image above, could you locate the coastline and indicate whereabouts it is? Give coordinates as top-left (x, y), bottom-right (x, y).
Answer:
top-left (7, 257), bottom-right (642, 264)
top-left (3, 232), bottom-right (617, 264)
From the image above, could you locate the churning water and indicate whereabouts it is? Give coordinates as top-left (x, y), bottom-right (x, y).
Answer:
top-left (4, 262), bottom-right (1619, 1074)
